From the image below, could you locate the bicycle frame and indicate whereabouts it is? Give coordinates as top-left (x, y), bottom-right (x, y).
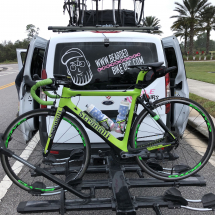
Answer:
top-left (44, 70), bottom-right (176, 156)
top-left (44, 89), bottom-right (143, 156)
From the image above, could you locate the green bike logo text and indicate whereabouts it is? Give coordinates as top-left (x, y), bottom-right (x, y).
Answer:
top-left (79, 111), bottom-right (111, 140)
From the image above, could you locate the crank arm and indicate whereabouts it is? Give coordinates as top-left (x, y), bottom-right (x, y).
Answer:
top-left (121, 149), bottom-right (148, 159)
top-left (122, 141), bottom-right (177, 159)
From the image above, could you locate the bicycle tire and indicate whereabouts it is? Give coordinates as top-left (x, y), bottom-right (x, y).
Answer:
top-left (78, 0), bottom-right (85, 25)
top-left (134, 0), bottom-right (144, 25)
top-left (1, 109), bottom-right (91, 194)
top-left (130, 97), bottom-right (215, 181)
top-left (117, 0), bottom-right (122, 26)
top-left (71, 0), bottom-right (78, 26)
top-left (112, 0), bottom-right (117, 25)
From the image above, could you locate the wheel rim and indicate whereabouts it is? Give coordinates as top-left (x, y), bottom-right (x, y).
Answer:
top-left (132, 98), bottom-right (214, 180)
top-left (134, 0), bottom-right (144, 25)
top-left (2, 110), bottom-right (89, 194)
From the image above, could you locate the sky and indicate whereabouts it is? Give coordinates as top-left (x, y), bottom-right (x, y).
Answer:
top-left (0, 0), bottom-right (215, 43)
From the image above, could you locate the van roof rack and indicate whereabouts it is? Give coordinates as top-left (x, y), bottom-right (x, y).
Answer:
top-left (48, 26), bottom-right (159, 33)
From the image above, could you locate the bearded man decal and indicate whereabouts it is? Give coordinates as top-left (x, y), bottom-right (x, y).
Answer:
top-left (61, 48), bottom-right (93, 86)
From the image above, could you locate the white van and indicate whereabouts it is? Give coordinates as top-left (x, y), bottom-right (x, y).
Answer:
top-left (16, 32), bottom-right (189, 154)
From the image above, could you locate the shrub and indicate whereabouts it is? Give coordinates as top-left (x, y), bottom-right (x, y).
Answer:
top-left (188, 55), bottom-right (192, 60)
top-left (183, 55), bottom-right (187, 61)
top-left (206, 55), bottom-right (211, 60)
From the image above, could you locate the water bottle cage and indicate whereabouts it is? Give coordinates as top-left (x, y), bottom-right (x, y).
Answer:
top-left (116, 120), bottom-right (126, 134)
top-left (99, 119), bottom-right (111, 131)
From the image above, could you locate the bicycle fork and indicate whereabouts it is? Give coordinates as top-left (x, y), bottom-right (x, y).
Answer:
top-left (43, 107), bottom-right (65, 157)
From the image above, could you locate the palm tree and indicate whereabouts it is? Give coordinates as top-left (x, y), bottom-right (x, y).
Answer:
top-left (171, 0), bottom-right (211, 55)
top-left (143, 16), bottom-right (163, 35)
top-left (171, 18), bottom-right (190, 54)
top-left (200, 6), bottom-right (215, 54)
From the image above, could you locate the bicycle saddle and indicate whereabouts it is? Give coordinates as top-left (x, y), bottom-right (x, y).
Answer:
top-left (128, 62), bottom-right (164, 70)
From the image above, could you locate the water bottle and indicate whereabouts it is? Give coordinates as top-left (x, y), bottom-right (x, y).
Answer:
top-left (115, 98), bottom-right (130, 133)
top-left (86, 104), bottom-right (115, 131)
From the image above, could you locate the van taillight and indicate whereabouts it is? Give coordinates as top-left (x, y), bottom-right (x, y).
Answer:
top-left (50, 151), bottom-right (59, 155)
top-left (40, 69), bottom-right (47, 109)
top-left (165, 73), bottom-right (171, 114)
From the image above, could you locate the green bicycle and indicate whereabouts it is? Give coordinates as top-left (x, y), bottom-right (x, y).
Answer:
top-left (1, 62), bottom-right (214, 196)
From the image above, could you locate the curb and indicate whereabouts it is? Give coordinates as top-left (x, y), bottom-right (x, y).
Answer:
top-left (188, 114), bottom-right (215, 138)
top-left (188, 119), bottom-right (209, 138)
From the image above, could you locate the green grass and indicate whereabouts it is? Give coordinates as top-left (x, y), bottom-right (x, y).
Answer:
top-left (185, 61), bottom-right (215, 84)
top-left (190, 93), bottom-right (215, 118)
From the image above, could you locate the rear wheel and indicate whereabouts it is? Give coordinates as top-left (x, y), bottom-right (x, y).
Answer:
top-left (130, 97), bottom-right (215, 181)
top-left (112, 0), bottom-right (122, 26)
top-left (134, 0), bottom-right (144, 25)
top-left (78, 0), bottom-right (86, 25)
top-left (1, 109), bottom-right (91, 195)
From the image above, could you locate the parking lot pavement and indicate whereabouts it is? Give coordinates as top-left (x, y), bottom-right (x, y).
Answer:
top-left (187, 79), bottom-right (215, 102)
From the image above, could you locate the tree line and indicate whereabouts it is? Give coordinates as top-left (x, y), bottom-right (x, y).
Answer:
top-left (171, 0), bottom-right (215, 55)
top-left (1, 1), bottom-right (215, 62)
top-left (0, 24), bottom-right (39, 63)
top-left (143, 0), bottom-right (215, 55)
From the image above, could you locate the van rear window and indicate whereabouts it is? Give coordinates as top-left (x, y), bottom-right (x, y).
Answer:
top-left (54, 42), bottom-right (158, 90)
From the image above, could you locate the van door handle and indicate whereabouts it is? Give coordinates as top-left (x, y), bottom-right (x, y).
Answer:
top-left (170, 81), bottom-right (182, 90)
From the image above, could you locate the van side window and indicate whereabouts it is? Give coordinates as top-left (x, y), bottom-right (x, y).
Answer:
top-left (30, 48), bottom-right (45, 78)
top-left (42, 40), bottom-right (50, 70)
top-left (22, 44), bottom-right (30, 72)
top-left (164, 47), bottom-right (178, 79)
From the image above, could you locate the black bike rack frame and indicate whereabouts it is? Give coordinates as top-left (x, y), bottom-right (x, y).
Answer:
top-left (17, 156), bottom-right (206, 215)
top-left (48, 25), bottom-right (159, 32)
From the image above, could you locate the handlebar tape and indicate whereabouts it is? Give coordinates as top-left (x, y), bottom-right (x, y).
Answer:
top-left (31, 79), bottom-right (54, 106)
top-left (43, 90), bottom-right (60, 99)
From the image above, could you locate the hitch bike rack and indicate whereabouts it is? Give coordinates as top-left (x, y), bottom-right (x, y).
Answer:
top-left (17, 155), bottom-right (215, 215)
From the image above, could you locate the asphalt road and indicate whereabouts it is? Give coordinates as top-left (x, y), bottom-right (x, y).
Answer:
top-left (0, 64), bottom-right (19, 185)
top-left (0, 64), bottom-right (215, 215)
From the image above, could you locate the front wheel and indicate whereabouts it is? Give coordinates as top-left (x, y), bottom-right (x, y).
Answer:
top-left (130, 97), bottom-right (215, 181)
top-left (1, 109), bottom-right (91, 195)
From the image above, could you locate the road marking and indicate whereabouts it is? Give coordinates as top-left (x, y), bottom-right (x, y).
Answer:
top-left (0, 132), bottom-right (39, 201)
top-left (0, 82), bottom-right (15, 90)
top-left (0, 72), bottom-right (17, 77)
